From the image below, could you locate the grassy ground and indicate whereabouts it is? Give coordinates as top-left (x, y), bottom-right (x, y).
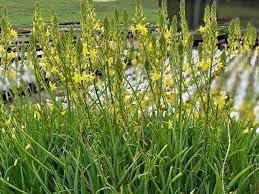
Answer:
top-left (1, 0), bottom-right (259, 27)
top-left (0, 0), bottom-right (159, 25)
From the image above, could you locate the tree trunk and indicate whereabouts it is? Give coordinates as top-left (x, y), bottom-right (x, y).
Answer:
top-left (158, 0), bottom-right (213, 29)
top-left (167, 0), bottom-right (178, 21)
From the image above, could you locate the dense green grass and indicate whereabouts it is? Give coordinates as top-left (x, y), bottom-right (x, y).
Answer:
top-left (1, 0), bottom-right (259, 27)
top-left (0, 0), bottom-right (159, 25)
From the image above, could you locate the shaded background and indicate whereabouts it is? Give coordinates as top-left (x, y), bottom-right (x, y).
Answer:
top-left (162, 0), bottom-right (259, 28)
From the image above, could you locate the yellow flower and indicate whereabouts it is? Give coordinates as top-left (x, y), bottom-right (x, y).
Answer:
top-left (7, 52), bottom-right (15, 60)
top-left (136, 23), bottom-right (148, 36)
top-left (73, 72), bottom-right (95, 84)
top-left (83, 45), bottom-right (89, 56)
top-left (10, 29), bottom-right (18, 39)
top-left (151, 71), bottom-right (161, 82)
top-left (89, 49), bottom-right (97, 60)
top-left (164, 29), bottom-right (171, 40)
top-left (164, 74), bottom-right (173, 87)
top-left (214, 92), bottom-right (227, 109)
top-left (94, 22), bottom-right (101, 30)
top-left (50, 66), bottom-right (58, 74)
top-left (82, 73), bottom-right (95, 83)
top-left (73, 72), bottom-right (82, 84)
top-left (49, 81), bottom-right (56, 91)
top-left (199, 60), bottom-right (210, 71)
top-left (216, 62), bottom-right (224, 71)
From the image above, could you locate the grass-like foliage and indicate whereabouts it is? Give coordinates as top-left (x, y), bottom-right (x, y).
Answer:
top-left (0, 0), bottom-right (258, 193)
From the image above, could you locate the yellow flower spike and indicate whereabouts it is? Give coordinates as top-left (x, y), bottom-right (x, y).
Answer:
top-left (83, 46), bottom-right (89, 56)
top-left (217, 62), bottom-right (224, 70)
top-left (49, 81), bottom-right (57, 91)
top-left (10, 29), bottom-right (18, 39)
top-left (164, 74), bottom-right (173, 87)
top-left (136, 23), bottom-right (148, 36)
top-left (7, 52), bottom-right (15, 60)
top-left (50, 66), bottom-right (58, 74)
top-left (199, 60), bottom-right (210, 71)
top-left (81, 72), bottom-right (89, 82)
top-left (87, 73), bottom-right (95, 83)
top-left (214, 92), bottom-right (228, 109)
top-left (50, 47), bottom-right (55, 55)
top-left (151, 71), bottom-right (161, 82)
top-left (164, 29), bottom-right (171, 40)
top-left (94, 22), bottom-right (101, 30)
